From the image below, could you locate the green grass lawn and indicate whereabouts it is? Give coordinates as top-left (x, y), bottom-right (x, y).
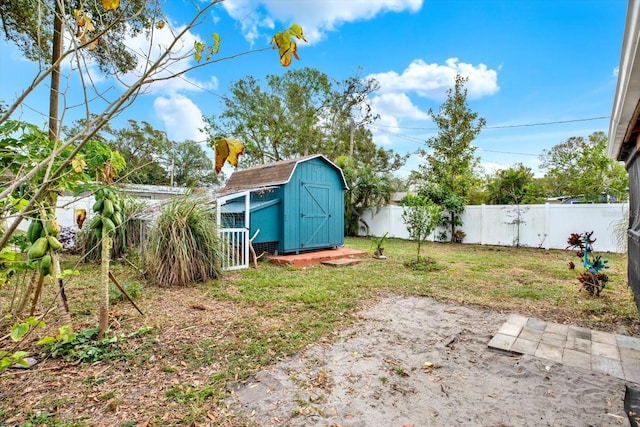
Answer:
top-left (1, 236), bottom-right (637, 426)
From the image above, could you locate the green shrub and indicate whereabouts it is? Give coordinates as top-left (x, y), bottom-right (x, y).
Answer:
top-left (144, 194), bottom-right (221, 287)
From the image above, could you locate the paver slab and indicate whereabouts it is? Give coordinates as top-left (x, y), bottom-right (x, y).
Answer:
top-left (562, 348), bottom-right (591, 370)
top-left (617, 334), bottom-right (640, 351)
top-left (591, 330), bottom-right (618, 346)
top-left (545, 322), bottom-right (569, 335)
top-left (526, 318), bottom-right (547, 331)
top-left (535, 342), bottom-right (563, 362)
top-left (592, 341), bottom-right (620, 360)
top-left (592, 355), bottom-right (624, 378)
top-left (497, 322), bottom-right (523, 337)
top-left (511, 337), bottom-right (539, 355)
top-left (519, 327), bottom-right (544, 341)
top-left (488, 333), bottom-right (517, 352)
top-left (623, 361), bottom-right (640, 384)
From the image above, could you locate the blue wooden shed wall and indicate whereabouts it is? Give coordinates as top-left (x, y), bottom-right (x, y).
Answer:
top-left (279, 157), bottom-right (344, 253)
top-left (222, 155), bottom-right (346, 255)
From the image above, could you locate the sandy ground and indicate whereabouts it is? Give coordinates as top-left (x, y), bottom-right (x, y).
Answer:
top-left (230, 296), bottom-right (633, 427)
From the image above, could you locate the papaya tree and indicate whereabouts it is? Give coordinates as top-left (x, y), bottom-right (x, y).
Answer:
top-left (0, 115), bottom-right (125, 327)
top-left (0, 0), bottom-right (306, 252)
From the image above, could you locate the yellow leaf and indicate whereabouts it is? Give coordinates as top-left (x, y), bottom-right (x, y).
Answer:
top-left (271, 31), bottom-right (283, 48)
top-left (85, 17), bottom-right (95, 33)
top-left (72, 157), bottom-right (86, 173)
top-left (214, 139), bottom-right (230, 174)
top-left (194, 41), bottom-right (206, 63)
top-left (156, 20), bottom-right (165, 29)
top-left (101, 0), bottom-right (120, 11)
top-left (75, 209), bottom-right (87, 229)
top-left (212, 33), bottom-right (220, 54)
top-left (214, 138), bottom-right (244, 174)
top-left (280, 52), bottom-right (292, 67)
top-left (88, 38), bottom-right (99, 51)
top-left (289, 23), bottom-right (307, 42)
top-left (225, 138), bottom-right (244, 168)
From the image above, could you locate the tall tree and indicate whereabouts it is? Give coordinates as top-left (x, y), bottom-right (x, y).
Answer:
top-left (487, 163), bottom-right (545, 205)
top-left (172, 141), bottom-right (219, 187)
top-left (108, 120), bottom-right (171, 185)
top-left (540, 131), bottom-right (628, 202)
top-left (415, 74), bottom-right (485, 241)
top-left (207, 67), bottom-right (404, 173)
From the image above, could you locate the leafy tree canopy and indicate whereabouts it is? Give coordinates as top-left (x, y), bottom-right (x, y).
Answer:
top-left (487, 163), bottom-right (546, 205)
top-left (414, 74), bottom-right (485, 240)
top-left (206, 67), bottom-right (405, 174)
top-left (0, 0), bottom-right (158, 74)
top-left (540, 131), bottom-right (628, 202)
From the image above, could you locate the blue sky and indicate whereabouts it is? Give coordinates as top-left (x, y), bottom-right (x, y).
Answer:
top-left (0, 0), bottom-right (629, 178)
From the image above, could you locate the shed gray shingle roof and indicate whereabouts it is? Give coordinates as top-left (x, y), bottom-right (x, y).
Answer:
top-left (222, 154), bottom-right (347, 194)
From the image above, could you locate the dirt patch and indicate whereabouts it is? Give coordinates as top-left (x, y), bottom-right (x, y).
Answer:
top-left (230, 295), bottom-right (632, 426)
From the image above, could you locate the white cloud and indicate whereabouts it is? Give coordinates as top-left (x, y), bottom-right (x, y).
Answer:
top-left (222, 0), bottom-right (423, 45)
top-left (368, 58), bottom-right (499, 101)
top-left (365, 58), bottom-right (499, 148)
top-left (371, 93), bottom-right (430, 121)
top-left (613, 66), bottom-right (619, 77)
top-left (118, 23), bottom-right (218, 95)
top-left (154, 94), bottom-right (207, 142)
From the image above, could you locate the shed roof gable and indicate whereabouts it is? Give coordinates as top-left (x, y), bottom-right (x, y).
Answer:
top-left (222, 154), bottom-right (347, 194)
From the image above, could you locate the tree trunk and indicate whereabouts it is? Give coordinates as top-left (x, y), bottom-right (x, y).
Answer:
top-left (98, 230), bottom-right (112, 339)
top-left (52, 253), bottom-right (72, 325)
top-left (14, 270), bottom-right (38, 317)
top-left (29, 273), bottom-right (45, 317)
top-left (450, 212), bottom-right (455, 243)
top-left (48, 0), bottom-right (63, 142)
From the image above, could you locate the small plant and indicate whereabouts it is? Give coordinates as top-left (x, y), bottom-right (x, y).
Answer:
top-left (109, 281), bottom-right (142, 303)
top-left (453, 229), bottom-right (466, 243)
top-left (566, 231), bottom-right (609, 296)
top-left (400, 194), bottom-right (441, 264)
top-left (403, 255), bottom-right (442, 272)
top-left (371, 232), bottom-right (389, 259)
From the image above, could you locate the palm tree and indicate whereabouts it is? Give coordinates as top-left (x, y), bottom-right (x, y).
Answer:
top-left (337, 158), bottom-right (393, 236)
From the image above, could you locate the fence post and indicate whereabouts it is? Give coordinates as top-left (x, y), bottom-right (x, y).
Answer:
top-left (481, 204), bottom-right (486, 245)
top-left (544, 203), bottom-right (551, 250)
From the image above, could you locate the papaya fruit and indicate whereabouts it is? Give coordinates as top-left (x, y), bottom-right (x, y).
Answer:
top-left (92, 199), bottom-right (104, 213)
top-left (112, 211), bottom-right (123, 227)
top-left (102, 217), bottom-right (116, 234)
top-left (27, 220), bottom-right (42, 243)
top-left (44, 219), bottom-right (60, 237)
top-left (39, 254), bottom-right (52, 276)
top-left (102, 199), bottom-right (115, 217)
top-left (95, 227), bottom-right (102, 240)
top-left (47, 235), bottom-right (64, 251)
top-left (90, 215), bottom-right (102, 230)
top-left (28, 237), bottom-right (48, 260)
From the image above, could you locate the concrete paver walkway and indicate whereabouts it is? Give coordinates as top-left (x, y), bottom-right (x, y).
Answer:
top-left (488, 314), bottom-right (640, 383)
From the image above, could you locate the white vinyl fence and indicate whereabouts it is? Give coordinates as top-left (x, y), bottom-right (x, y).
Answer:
top-left (361, 203), bottom-right (629, 253)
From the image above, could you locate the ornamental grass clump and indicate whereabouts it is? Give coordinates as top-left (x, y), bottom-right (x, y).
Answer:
top-left (145, 195), bottom-right (221, 287)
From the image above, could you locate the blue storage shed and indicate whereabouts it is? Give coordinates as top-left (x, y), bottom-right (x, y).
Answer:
top-left (220, 155), bottom-right (347, 255)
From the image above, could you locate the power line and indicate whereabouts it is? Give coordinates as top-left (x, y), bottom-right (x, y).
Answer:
top-left (370, 116), bottom-right (610, 131)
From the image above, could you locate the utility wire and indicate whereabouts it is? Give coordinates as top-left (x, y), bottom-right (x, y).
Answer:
top-left (369, 116), bottom-right (610, 131)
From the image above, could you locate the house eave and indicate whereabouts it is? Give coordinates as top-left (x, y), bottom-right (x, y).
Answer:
top-left (608, 0), bottom-right (640, 161)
